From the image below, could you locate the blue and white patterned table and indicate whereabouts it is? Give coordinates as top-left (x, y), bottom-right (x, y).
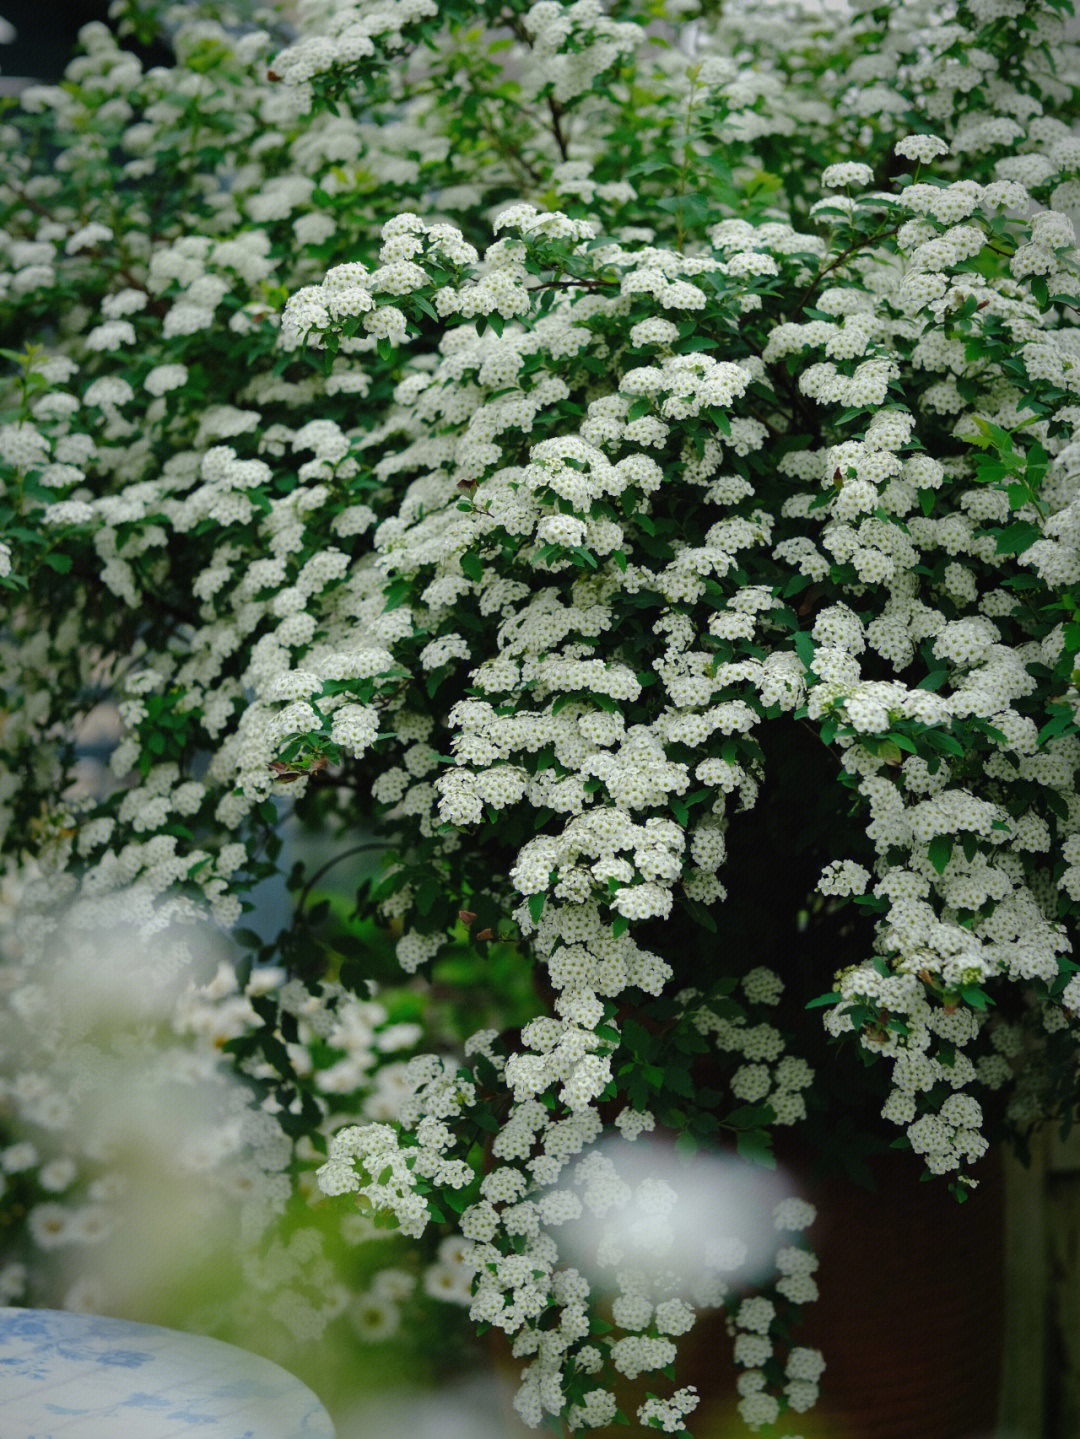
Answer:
top-left (0, 1308), bottom-right (335, 1438)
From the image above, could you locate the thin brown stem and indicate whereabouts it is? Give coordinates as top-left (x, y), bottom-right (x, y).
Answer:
top-left (475, 104), bottom-right (545, 186)
top-left (501, 10), bottom-right (570, 164)
top-left (526, 276), bottom-right (617, 294)
top-left (675, 67), bottom-right (701, 254)
top-left (797, 222), bottom-right (903, 314)
top-left (546, 94), bottom-right (570, 161)
top-left (292, 840), bottom-right (395, 918)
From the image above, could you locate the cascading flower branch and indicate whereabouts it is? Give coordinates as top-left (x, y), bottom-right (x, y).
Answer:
top-left (4, 0), bottom-right (1080, 1432)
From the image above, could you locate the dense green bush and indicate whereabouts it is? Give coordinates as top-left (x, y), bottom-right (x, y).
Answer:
top-left (3, 0), bottom-right (1080, 1431)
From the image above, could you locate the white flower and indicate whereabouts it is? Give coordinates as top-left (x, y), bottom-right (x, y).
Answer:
top-left (895, 134), bottom-right (950, 163)
top-left (145, 364), bottom-right (189, 396)
top-left (822, 161), bottom-right (875, 190)
top-left (818, 859), bottom-right (870, 896)
top-left (537, 515), bottom-right (588, 548)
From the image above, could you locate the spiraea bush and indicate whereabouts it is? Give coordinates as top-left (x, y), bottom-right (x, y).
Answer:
top-left (3, 0), bottom-right (1080, 1431)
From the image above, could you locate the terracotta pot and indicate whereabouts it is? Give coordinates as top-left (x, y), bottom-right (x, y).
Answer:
top-left (790, 1144), bottom-right (1005, 1439)
top-left (489, 1142), bottom-right (1005, 1439)
top-left (674, 1141), bottom-right (1005, 1439)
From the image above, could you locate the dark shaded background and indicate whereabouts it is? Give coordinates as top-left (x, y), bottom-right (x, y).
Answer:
top-left (0, 0), bottom-right (172, 82)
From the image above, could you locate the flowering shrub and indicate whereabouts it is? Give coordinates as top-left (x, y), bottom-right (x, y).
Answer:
top-left (3, 0), bottom-right (1080, 1431)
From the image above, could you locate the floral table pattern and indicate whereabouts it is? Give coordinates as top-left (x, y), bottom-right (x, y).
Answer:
top-left (0, 1308), bottom-right (335, 1438)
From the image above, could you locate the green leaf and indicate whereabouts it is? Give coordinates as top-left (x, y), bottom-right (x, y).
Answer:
top-left (995, 521), bottom-right (1041, 556)
top-left (1038, 711), bottom-right (1077, 747)
top-left (885, 732), bottom-right (918, 754)
top-left (674, 1131), bottom-right (698, 1159)
top-left (924, 729), bottom-right (965, 757)
top-left (725, 1103), bottom-right (775, 1129)
top-left (928, 835), bottom-right (954, 873)
top-left (622, 1018), bottom-right (656, 1057)
top-left (971, 417), bottom-right (1016, 453)
top-left (527, 892), bottom-right (546, 924)
top-left (383, 578), bottom-right (412, 611)
top-left (415, 873), bottom-right (440, 918)
top-left (793, 629), bottom-right (815, 673)
top-left (805, 991), bottom-right (842, 1009)
top-left (960, 983), bottom-right (994, 1010)
top-left (460, 549), bottom-right (483, 583)
top-left (736, 1128), bottom-right (776, 1168)
top-left (684, 899), bottom-right (717, 933)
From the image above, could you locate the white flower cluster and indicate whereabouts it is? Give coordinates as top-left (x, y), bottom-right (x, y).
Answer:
top-left (271, 0), bottom-right (439, 92)
top-left (318, 1122), bottom-right (436, 1237)
top-left (0, 891), bottom-right (353, 1339)
top-left (283, 213), bottom-right (481, 348)
top-left (636, 1385), bottom-right (699, 1433)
